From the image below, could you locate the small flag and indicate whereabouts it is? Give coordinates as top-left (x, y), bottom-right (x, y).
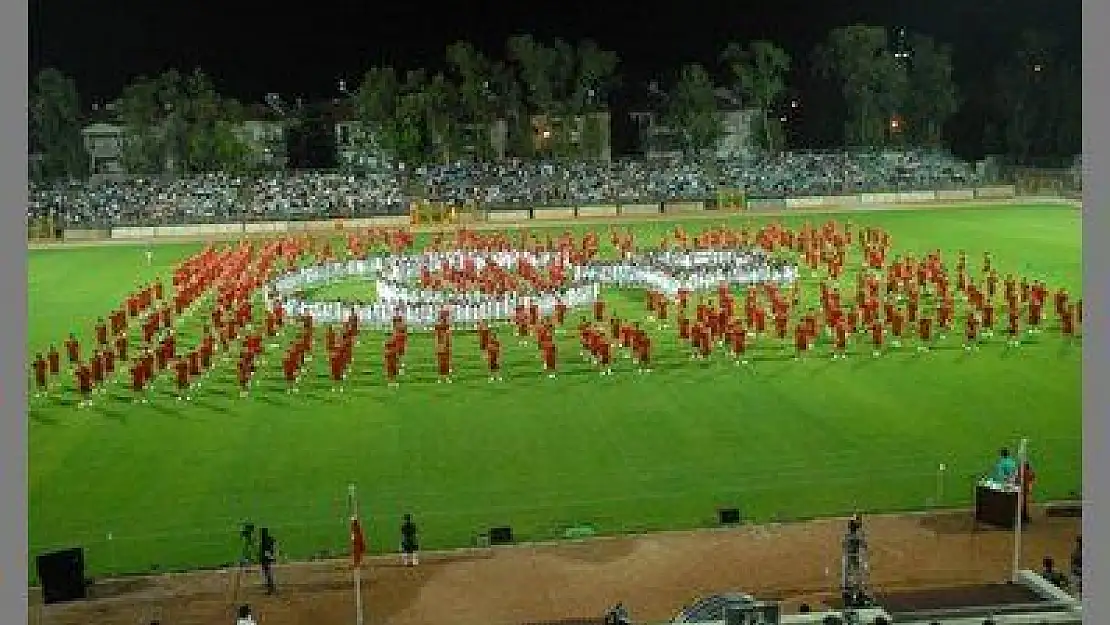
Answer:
top-left (351, 516), bottom-right (367, 568)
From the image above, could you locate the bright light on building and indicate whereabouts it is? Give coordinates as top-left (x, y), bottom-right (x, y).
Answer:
top-left (780, 116), bottom-right (788, 122)
top-left (542, 130), bottom-right (552, 139)
top-left (1034, 64), bottom-right (1043, 72)
top-left (890, 117), bottom-right (901, 131)
top-left (790, 100), bottom-right (799, 109)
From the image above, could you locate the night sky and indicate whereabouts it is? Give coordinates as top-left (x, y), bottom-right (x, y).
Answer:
top-left (30, 0), bottom-right (1080, 105)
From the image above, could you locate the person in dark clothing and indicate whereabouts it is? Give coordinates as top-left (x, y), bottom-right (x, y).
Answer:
top-left (604, 602), bottom-right (630, 625)
top-left (1070, 536), bottom-right (1082, 595)
top-left (259, 528), bottom-right (278, 594)
top-left (401, 514), bottom-right (419, 566)
top-left (235, 604), bottom-right (257, 625)
top-left (1040, 556), bottom-right (1069, 590)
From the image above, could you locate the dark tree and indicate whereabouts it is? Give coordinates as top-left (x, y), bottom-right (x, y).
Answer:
top-left (661, 63), bottom-right (723, 158)
top-left (901, 34), bottom-right (959, 148)
top-left (286, 102), bottom-right (338, 170)
top-left (29, 68), bottom-right (88, 181)
top-left (989, 31), bottom-right (1079, 164)
top-left (813, 25), bottom-right (907, 148)
top-left (721, 41), bottom-right (791, 152)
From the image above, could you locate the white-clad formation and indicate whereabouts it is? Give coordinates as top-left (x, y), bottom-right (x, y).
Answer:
top-left (267, 248), bottom-right (798, 327)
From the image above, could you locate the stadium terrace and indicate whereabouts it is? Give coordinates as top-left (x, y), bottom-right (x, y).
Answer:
top-left (28, 150), bottom-right (978, 228)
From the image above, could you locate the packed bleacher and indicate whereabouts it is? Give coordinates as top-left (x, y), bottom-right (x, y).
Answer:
top-left (29, 150), bottom-right (981, 228)
top-left (248, 170), bottom-right (408, 220)
top-left (715, 150), bottom-right (977, 197)
top-left (29, 173), bottom-right (246, 227)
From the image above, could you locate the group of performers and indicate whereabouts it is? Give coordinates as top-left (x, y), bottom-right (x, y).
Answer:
top-left (29, 220), bottom-right (1083, 403)
top-left (266, 246), bottom-right (799, 329)
top-left (33, 240), bottom-right (295, 404)
top-left (278, 279), bottom-right (601, 327)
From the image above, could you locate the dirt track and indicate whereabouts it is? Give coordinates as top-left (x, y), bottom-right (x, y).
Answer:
top-left (30, 508), bottom-right (1080, 625)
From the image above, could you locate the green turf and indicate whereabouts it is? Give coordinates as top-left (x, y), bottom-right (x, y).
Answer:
top-left (26, 204), bottom-right (1083, 581)
top-left (302, 277), bottom-right (378, 302)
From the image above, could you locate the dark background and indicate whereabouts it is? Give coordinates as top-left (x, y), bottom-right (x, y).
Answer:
top-left (29, 0), bottom-right (1081, 157)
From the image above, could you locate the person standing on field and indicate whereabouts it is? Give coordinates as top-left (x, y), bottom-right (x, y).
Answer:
top-left (32, 353), bottom-right (48, 395)
top-left (258, 528), bottom-right (277, 594)
top-left (400, 514), bottom-right (419, 566)
top-left (235, 604), bottom-right (257, 625)
top-left (1070, 536), bottom-right (1082, 595)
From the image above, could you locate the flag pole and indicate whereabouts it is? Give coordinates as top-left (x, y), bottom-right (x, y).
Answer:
top-left (349, 483), bottom-right (365, 625)
top-left (1011, 438), bottom-right (1028, 582)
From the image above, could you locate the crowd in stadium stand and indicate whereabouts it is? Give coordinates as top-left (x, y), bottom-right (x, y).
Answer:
top-left (29, 149), bottom-right (980, 227)
top-left (716, 150), bottom-right (977, 197)
top-left (249, 170), bottom-right (408, 220)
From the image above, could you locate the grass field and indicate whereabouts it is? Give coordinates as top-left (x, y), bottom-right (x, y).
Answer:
top-left (27, 203), bottom-right (1083, 582)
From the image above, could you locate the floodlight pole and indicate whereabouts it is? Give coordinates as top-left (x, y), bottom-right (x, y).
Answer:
top-left (1011, 438), bottom-right (1028, 582)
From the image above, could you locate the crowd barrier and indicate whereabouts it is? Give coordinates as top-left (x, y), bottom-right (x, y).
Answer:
top-left (86, 186), bottom-right (1019, 242)
top-left (487, 209), bottom-right (532, 222)
top-left (109, 226), bottom-right (156, 239)
top-left (975, 185), bottom-right (1019, 199)
top-left (63, 228), bottom-right (110, 241)
top-left (576, 205), bottom-right (619, 218)
top-left (663, 201), bottom-right (706, 214)
top-left (935, 189), bottom-right (977, 201)
top-left (746, 198), bottom-right (786, 210)
top-left (785, 196), bottom-right (832, 209)
top-left (860, 192), bottom-right (899, 205)
top-left (244, 222), bottom-right (287, 234)
top-left (342, 215), bottom-right (409, 227)
top-left (532, 206), bottom-right (574, 220)
top-left (619, 203), bottom-right (662, 216)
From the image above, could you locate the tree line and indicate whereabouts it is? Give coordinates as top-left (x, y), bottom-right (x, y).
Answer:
top-left (29, 25), bottom-right (1081, 181)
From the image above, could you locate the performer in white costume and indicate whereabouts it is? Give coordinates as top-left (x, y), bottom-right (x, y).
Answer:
top-left (267, 248), bottom-right (797, 327)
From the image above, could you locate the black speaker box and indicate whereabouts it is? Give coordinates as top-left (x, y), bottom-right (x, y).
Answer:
top-left (718, 507), bottom-right (741, 525)
top-left (37, 547), bottom-right (87, 604)
top-left (488, 526), bottom-right (513, 545)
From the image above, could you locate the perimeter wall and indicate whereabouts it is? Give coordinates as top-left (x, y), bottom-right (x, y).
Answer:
top-left (59, 186), bottom-right (1027, 242)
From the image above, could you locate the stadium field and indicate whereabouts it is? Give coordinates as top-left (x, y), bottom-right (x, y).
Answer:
top-left (27, 203), bottom-right (1082, 581)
